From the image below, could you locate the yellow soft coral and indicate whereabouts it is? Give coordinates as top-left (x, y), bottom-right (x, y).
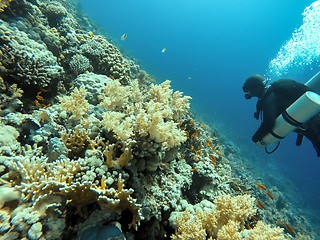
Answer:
top-left (239, 221), bottom-right (289, 240)
top-left (171, 195), bottom-right (288, 239)
top-left (99, 79), bottom-right (191, 148)
top-left (217, 221), bottom-right (240, 240)
top-left (214, 194), bottom-right (256, 229)
top-left (0, 0), bottom-right (13, 12)
top-left (171, 211), bottom-right (207, 240)
top-left (58, 87), bottom-right (89, 120)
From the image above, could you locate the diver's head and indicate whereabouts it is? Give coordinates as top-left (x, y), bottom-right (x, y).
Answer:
top-left (242, 74), bottom-right (266, 99)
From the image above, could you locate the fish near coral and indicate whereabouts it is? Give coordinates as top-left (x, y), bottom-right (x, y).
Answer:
top-left (285, 223), bottom-right (296, 237)
top-left (196, 129), bottom-right (201, 138)
top-left (265, 191), bottom-right (274, 200)
top-left (256, 182), bottom-right (267, 191)
top-left (209, 154), bottom-right (218, 171)
top-left (256, 199), bottom-right (264, 210)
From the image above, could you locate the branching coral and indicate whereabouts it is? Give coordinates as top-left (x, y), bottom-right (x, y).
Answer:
top-left (0, 154), bottom-right (143, 238)
top-left (56, 74), bottom-right (191, 175)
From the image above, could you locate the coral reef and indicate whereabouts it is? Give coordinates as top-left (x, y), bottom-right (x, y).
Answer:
top-left (0, 0), bottom-right (318, 239)
top-left (0, 0), bottom-right (12, 12)
top-left (0, 20), bottom-right (64, 89)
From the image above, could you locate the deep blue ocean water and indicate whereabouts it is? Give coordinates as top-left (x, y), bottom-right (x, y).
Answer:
top-left (78, 0), bottom-right (320, 233)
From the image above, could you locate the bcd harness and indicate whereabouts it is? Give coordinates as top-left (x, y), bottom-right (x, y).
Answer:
top-left (254, 82), bottom-right (307, 153)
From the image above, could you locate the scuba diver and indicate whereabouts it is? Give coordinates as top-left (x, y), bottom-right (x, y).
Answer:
top-left (242, 74), bottom-right (320, 156)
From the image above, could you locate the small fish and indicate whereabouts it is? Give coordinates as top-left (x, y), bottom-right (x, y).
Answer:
top-left (285, 223), bottom-right (296, 237)
top-left (121, 33), bottom-right (127, 41)
top-left (188, 76), bottom-right (192, 80)
top-left (256, 200), bottom-right (264, 210)
top-left (161, 47), bottom-right (167, 53)
top-left (266, 191), bottom-right (274, 200)
top-left (256, 182), bottom-right (267, 191)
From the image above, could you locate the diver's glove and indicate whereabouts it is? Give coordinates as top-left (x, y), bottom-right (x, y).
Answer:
top-left (252, 135), bottom-right (265, 146)
top-left (295, 133), bottom-right (303, 146)
top-left (252, 135), bottom-right (259, 143)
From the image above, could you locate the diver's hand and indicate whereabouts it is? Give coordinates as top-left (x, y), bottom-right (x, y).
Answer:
top-left (252, 136), bottom-right (265, 146)
top-left (252, 135), bottom-right (259, 143)
top-left (254, 112), bottom-right (259, 120)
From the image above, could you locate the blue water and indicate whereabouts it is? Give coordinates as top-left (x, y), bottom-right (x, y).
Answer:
top-left (78, 0), bottom-right (320, 232)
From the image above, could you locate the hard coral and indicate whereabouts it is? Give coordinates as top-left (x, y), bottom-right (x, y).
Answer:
top-left (58, 87), bottom-right (89, 121)
top-left (0, 20), bottom-right (64, 89)
top-left (0, 155), bottom-right (142, 238)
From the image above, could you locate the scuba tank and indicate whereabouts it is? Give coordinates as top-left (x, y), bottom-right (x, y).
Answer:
top-left (256, 71), bottom-right (320, 147)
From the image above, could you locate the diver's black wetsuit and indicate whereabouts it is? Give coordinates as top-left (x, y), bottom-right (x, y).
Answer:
top-left (253, 79), bottom-right (320, 156)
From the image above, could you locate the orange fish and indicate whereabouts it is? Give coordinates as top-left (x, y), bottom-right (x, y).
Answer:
top-left (196, 129), bottom-right (201, 137)
top-left (256, 182), bottom-right (267, 191)
top-left (256, 200), bottom-right (264, 210)
top-left (285, 223), bottom-right (296, 237)
top-left (209, 154), bottom-right (218, 171)
top-left (266, 191), bottom-right (274, 200)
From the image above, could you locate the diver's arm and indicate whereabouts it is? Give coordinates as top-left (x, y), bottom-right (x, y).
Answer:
top-left (252, 94), bottom-right (278, 143)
